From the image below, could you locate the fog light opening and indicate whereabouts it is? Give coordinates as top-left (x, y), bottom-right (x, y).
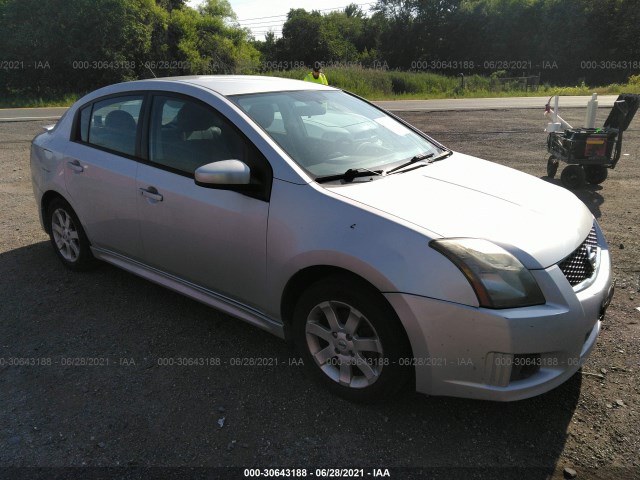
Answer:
top-left (509, 354), bottom-right (541, 382)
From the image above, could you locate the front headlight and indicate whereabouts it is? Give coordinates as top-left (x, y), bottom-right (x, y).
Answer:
top-left (430, 238), bottom-right (545, 309)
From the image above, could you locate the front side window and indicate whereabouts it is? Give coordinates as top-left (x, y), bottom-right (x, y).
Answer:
top-left (231, 90), bottom-right (443, 178)
top-left (148, 95), bottom-right (273, 199)
top-left (85, 96), bottom-right (143, 156)
top-left (149, 96), bottom-right (240, 175)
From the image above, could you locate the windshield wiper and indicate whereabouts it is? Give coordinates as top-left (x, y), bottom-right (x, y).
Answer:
top-left (314, 150), bottom-right (452, 183)
top-left (315, 167), bottom-right (384, 184)
top-left (386, 150), bottom-right (452, 175)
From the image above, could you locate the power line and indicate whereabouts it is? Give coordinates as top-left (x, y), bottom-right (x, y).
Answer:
top-left (239, 17), bottom-right (288, 26)
top-left (238, 1), bottom-right (375, 39)
top-left (240, 20), bottom-right (287, 27)
top-left (237, 13), bottom-right (288, 22)
top-left (237, 2), bottom-right (374, 24)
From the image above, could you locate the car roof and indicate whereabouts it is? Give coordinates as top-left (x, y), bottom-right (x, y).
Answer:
top-left (133, 75), bottom-right (334, 96)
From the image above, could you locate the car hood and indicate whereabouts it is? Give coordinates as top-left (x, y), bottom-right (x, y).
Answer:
top-left (329, 152), bottom-right (594, 268)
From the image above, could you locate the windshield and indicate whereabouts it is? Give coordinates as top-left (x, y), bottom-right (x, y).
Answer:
top-left (230, 90), bottom-right (443, 178)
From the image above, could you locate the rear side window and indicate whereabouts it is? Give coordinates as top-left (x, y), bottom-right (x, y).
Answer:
top-left (81, 95), bottom-right (144, 156)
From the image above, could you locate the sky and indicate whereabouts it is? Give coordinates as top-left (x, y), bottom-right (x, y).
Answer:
top-left (187, 0), bottom-right (375, 40)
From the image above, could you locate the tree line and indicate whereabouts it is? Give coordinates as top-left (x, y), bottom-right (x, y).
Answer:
top-left (0, 0), bottom-right (258, 98)
top-left (259, 0), bottom-right (640, 85)
top-left (1, 0), bottom-right (639, 99)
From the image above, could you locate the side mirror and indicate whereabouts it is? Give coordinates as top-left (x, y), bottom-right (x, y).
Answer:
top-left (195, 160), bottom-right (250, 186)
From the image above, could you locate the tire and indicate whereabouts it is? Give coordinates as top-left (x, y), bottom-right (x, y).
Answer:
top-left (46, 198), bottom-right (97, 271)
top-left (546, 156), bottom-right (559, 178)
top-left (560, 165), bottom-right (586, 190)
top-left (584, 165), bottom-right (608, 184)
top-left (292, 275), bottom-right (412, 403)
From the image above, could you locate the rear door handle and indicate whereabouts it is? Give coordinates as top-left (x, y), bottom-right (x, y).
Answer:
top-left (66, 160), bottom-right (84, 173)
top-left (139, 187), bottom-right (163, 202)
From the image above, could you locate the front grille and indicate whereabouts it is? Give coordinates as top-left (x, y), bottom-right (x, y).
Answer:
top-left (559, 226), bottom-right (599, 286)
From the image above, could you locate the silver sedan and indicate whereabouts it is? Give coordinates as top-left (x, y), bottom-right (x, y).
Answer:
top-left (30, 76), bottom-right (614, 402)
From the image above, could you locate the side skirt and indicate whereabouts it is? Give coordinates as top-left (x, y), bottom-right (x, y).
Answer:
top-left (91, 247), bottom-right (285, 339)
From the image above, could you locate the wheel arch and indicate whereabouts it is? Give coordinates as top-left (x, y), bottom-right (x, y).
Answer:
top-left (41, 190), bottom-right (70, 234)
top-left (41, 191), bottom-right (98, 271)
top-left (284, 266), bottom-right (416, 399)
top-left (280, 266), bottom-right (414, 357)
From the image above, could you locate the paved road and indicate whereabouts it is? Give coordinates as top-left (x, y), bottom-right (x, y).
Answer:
top-left (0, 95), bottom-right (618, 121)
top-left (0, 107), bottom-right (67, 122)
top-left (376, 95), bottom-right (617, 112)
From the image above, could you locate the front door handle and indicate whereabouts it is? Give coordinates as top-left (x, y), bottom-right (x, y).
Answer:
top-left (139, 187), bottom-right (163, 202)
top-left (66, 160), bottom-right (84, 173)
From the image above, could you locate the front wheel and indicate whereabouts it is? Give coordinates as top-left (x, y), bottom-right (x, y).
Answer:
top-left (292, 275), bottom-right (412, 403)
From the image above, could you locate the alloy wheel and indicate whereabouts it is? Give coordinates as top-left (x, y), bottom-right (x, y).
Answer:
top-left (305, 300), bottom-right (384, 389)
top-left (51, 208), bottom-right (81, 263)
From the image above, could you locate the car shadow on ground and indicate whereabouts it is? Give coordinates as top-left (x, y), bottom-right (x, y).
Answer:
top-left (541, 176), bottom-right (605, 219)
top-left (0, 242), bottom-right (579, 478)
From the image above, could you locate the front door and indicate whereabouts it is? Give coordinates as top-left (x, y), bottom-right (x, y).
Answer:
top-left (135, 94), bottom-right (272, 308)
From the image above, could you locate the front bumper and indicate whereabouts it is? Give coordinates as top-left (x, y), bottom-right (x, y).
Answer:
top-left (385, 239), bottom-right (613, 402)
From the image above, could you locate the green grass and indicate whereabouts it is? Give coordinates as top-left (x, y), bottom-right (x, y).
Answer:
top-left (2, 71), bottom-right (640, 107)
top-left (266, 67), bottom-right (640, 100)
top-left (0, 93), bottom-right (80, 109)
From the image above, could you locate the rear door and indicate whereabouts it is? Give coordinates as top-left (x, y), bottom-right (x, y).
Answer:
top-left (63, 94), bottom-right (145, 259)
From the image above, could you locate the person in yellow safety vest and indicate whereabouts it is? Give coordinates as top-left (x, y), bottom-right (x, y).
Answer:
top-left (304, 63), bottom-right (328, 85)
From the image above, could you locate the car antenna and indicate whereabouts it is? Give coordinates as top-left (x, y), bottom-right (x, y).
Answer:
top-left (145, 65), bottom-right (157, 78)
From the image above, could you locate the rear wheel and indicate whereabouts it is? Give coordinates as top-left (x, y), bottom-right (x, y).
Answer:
top-left (293, 275), bottom-right (411, 403)
top-left (560, 165), bottom-right (586, 190)
top-left (46, 198), bottom-right (97, 271)
top-left (546, 156), bottom-right (559, 178)
top-left (584, 165), bottom-right (608, 184)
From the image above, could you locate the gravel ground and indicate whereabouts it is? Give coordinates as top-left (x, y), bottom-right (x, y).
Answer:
top-left (0, 107), bottom-right (638, 480)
